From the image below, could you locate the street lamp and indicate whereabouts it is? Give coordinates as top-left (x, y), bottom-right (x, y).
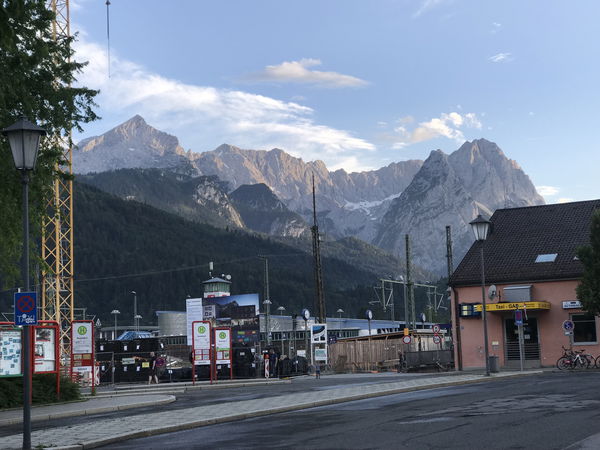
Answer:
top-left (134, 314), bottom-right (142, 332)
top-left (2, 116), bottom-right (46, 450)
top-left (276, 306), bottom-right (286, 354)
top-left (470, 214), bottom-right (492, 376)
top-left (336, 308), bottom-right (344, 319)
top-left (131, 291), bottom-right (137, 330)
top-left (111, 309), bottom-right (120, 340)
top-left (263, 299), bottom-right (272, 346)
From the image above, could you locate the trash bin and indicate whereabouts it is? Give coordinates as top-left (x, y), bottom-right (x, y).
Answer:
top-left (488, 356), bottom-right (499, 373)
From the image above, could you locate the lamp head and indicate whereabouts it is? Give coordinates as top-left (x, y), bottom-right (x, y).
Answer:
top-left (2, 117), bottom-right (46, 171)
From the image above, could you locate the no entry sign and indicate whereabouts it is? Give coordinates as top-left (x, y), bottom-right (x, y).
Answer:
top-left (14, 292), bottom-right (37, 326)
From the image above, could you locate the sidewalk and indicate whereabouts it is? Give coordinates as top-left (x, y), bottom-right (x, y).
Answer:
top-left (0, 370), bottom-right (542, 449)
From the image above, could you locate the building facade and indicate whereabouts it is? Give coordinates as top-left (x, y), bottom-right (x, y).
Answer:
top-left (449, 200), bottom-right (600, 369)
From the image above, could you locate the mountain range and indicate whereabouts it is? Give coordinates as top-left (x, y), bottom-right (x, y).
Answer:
top-left (74, 115), bottom-right (544, 275)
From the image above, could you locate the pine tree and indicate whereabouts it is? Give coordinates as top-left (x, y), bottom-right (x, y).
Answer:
top-left (0, 0), bottom-right (98, 287)
top-left (576, 209), bottom-right (600, 315)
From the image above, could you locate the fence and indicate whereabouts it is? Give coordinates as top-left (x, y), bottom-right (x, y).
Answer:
top-left (329, 335), bottom-right (452, 373)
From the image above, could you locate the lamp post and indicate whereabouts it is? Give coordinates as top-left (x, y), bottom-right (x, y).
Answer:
top-left (263, 299), bottom-right (272, 346)
top-left (134, 314), bottom-right (142, 332)
top-left (131, 290), bottom-right (137, 331)
top-left (302, 308), bottom-right (310, 365)
top-left (470, 214), bottom-right (492, 376)
top-left (3, 116), bottom-right (46, 450)
top-left (336, 308), bottom-right (344, 334)
top-left (366, 309), bottom-right (373, 371)
top-left (110, 309), bottom-right (120, 340)
top-left (277, 306), bottom-right (286, 354)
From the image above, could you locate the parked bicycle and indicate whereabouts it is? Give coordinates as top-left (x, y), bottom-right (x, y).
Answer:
top-left (556, 346), bottom-right (592, 370)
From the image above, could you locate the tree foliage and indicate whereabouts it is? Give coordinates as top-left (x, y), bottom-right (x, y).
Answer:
top-left (577, 209), bottom-right (600, 315)
top-left (0, 0), bottom-right (98, 287)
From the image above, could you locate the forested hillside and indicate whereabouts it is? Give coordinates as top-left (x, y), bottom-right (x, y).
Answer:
top-left (72, 183), bottom-right (385, 325)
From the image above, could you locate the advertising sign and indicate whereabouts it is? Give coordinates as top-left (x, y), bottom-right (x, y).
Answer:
top-left (314, 347), bottom-right (328, 361)
top-left (214, 328), bottom-right (231, 365)
top-left (72, 322), bottom-right (93, 354)
top-left (0, 329), bottom-right (22, 377)
top-left (192, 321), bottom-right (211, 365)
top-left (311, 324), bottom-right (327, 344)
top-left (34, 327), bottom-right (56, 373)
top-left (202, 294), bottom-right (260, 345)
top-left (186, 298), bottom-right (204, 345)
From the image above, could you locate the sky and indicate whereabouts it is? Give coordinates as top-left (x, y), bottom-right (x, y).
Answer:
top-left (70, 0), bottom-right (600, 203)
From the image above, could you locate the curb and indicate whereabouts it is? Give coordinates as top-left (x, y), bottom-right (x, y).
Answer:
top-left (48, 371), bottom-right (542, 449)
top-left (0, 395), bottom-right (176, 427)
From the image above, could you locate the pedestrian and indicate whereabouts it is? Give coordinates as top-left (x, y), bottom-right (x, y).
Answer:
top-left (148, 352), bottom-right (159, 385)
top-left (315, 363), bottom-right (321, 379)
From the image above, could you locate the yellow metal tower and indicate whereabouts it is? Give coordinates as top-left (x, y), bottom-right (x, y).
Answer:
top-left (41, 0), bottom-right (75, 370)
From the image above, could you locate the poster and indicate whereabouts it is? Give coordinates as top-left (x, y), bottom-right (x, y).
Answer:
top-left (34, 327), bottom-right (56, 373)
top-left (186, 298), bottom-right (203, 345)
top-left (0, 329), bottom-right (22, 377)
top-left (192, 321), bottom-right (211, 365)
top-left (314, 348), bottom-right (328, 361)
top-left (215, 328), bottom-right (231, 364)
top-left (311, 324), bottom-right (327, 343)
top-left (202, 294), bottom-right (259, 344)
top-left (72, 321), bottom-right (93, 354)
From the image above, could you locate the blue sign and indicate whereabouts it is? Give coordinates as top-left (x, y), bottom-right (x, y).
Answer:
top-left (14, 292), bottom-right (37, 326)
top-left (515, 310), bottom-right (523, 326)
top-left (562, 320), bottom-right (574, 332)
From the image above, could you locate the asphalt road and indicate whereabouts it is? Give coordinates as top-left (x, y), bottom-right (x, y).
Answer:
top-left (0, 372), bottom-right (444, 438)
top-left (102, 371), bottom-right (600, 450)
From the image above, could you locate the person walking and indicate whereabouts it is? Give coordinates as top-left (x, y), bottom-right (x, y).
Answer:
top-left (148, 352), bottom-right (159, 385)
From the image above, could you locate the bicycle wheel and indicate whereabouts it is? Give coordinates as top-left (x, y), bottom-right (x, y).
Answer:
top-left (574, 357), bottom-right (588, 370)
top-left (556, 356), bottom-right (571, 370)
top-left (595, 355), bottom-right (600, 369)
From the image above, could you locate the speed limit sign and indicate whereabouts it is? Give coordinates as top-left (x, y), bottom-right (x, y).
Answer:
top-left (402, 335), bottom-right (412, 344)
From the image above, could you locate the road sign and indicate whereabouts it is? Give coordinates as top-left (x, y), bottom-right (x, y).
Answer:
top-left (515, 310), bottom-right (523, 326)
top-left (432, 324), bottom-right (441, 334)
top-left (402, 335), bottom-right (412, 344)
top-left (562, 320), bottom-right (574, 332)
top-left (14, 292), bottom-right (37, 325)
top-left (433, 335), bottom-right (442, 345)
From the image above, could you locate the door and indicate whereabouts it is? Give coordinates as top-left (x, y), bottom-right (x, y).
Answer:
top-left (504, 317), bottom-right (541, 366)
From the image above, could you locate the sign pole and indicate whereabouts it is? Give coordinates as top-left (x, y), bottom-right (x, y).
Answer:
top-left (515, 310), bottom-right (524, 372)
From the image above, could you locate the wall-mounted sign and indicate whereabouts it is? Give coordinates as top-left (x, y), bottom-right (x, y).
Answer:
top-left (562, 301), bottom-right (582, 309)
top-left (474, 302), bottom-right (551, 312)
top-left (0, 329), bottom-right (22, 377)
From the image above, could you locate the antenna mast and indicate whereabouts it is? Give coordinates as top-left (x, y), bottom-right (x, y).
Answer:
top-left (311, 175), bottom-right (326, 323)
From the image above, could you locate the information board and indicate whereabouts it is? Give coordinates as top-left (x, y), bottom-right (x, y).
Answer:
top-left (72, 322), bottom-right (93, 354)
top-left (186, 298), bottom-right (204, 345)
top-left (34, 327), bottom-right (56, 373)
top-left (0, 329), bottom-right (22, 377)
top-left (214, 328), bottom-right (231, 365)
top-left (192, 321), bottom-right (211, 365)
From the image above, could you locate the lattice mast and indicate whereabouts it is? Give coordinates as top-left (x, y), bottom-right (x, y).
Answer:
top-left (311, 175), bottom-right (326, 323)
top-left (41, 0), bottom-right (75, 369)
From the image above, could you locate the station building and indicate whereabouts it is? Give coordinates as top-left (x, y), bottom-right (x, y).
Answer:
top-left (449, 200), bottom-right (600, 369)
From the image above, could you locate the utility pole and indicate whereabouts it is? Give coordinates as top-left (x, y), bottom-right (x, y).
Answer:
top-left (311, 175), bottom-right (326, 323)
top-left (447, 225), bottom-right (462, 370)
top-left (405, 235), bottom-right (416, 329)
top-left (446, 225), bottom-right (454, 279)
top-left (259, 256), bottom-right (271, 346)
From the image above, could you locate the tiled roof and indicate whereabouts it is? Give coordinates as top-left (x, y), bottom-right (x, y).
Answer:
top-left (449, 200), bottom-right (600, 286)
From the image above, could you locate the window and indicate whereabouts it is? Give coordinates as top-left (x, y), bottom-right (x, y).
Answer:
top-left (572, 314), bottom-right (597, 344)
top-left (535, 253), bottom-right (557, 263)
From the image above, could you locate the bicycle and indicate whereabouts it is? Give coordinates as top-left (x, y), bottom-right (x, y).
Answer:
top-left (556, 346), bottom-right (591, 370)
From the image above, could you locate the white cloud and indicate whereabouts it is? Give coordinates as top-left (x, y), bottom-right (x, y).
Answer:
top-left (557, 198), bottom-right (574, 204)
top-left (387, 112), bottom-right (482, 148)
top-left (72, 40), bottom-right (375, 168)
top-left (536, 186), bottom-right (559, 197)
top-left (491, 22), bottom-right (502, 33)
top-left (488, 52), bottom-right (513, 63)
top-left (246, 59), bottom-right (368, 88)
top-left (413, 0), bottom-right (447, 18)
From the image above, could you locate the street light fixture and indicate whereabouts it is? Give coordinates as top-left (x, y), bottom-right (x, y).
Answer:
top-left (470, 214), bottom-right (492, 376)
top-left (2, 116), bottom-right (46, 450)
top-left (131, 291), bottom-right (137, 331)
top-left (336, 308), bottom-right (344, 318)
top-left (110, 309), bottom-right (120, 340)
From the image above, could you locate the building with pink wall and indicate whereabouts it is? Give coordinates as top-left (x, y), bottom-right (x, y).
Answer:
top-left (449, 200), bottom-right (600, 370)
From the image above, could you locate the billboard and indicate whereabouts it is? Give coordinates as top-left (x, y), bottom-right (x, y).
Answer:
top-left (34, 327), bottom-right (56, 373)
top-left (186, 298), bottom-right (204, 345)
top-left (203, 294), bottom-right (259, 345)
top-left (311, 324), bottom-right (327, 344)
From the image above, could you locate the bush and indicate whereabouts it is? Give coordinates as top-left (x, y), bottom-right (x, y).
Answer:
top-left (0, 374), bottom-right (80, 409)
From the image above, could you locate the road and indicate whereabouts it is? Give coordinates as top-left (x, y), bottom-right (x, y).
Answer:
top-left (102, 371), bottom-right (600, 450)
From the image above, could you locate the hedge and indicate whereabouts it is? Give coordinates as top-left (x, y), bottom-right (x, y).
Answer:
top-left (0, 374), bottom-right (80, 409)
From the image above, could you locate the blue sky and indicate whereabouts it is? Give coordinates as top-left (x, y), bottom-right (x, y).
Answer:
top-left (71, 0), bottom-right (600, 203)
